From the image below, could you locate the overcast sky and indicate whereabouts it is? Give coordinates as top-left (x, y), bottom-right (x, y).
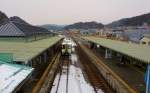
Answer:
top-left (0, 0), bottom-right (150, 25)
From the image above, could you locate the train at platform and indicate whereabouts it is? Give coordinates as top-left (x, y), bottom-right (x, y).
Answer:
top-left (61, 38), bottom-right (76, 56)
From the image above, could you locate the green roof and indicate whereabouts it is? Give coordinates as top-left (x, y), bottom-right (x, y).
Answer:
top-left (0, 36), bottom-right (62, 63)
top-left (0, 53), bottom-right (13, 63)
top-left (83, 36), bottom-right (150, 63)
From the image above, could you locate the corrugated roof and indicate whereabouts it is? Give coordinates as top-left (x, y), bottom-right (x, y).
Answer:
top-left (0, 22), bottom-right (51, 37)
top-left (0, 61), bottom-right (33, 93)
top-left (13, 22), bottom-right (51, 36)
top-left (0, 36), bottom-right (62, 62)
top-left (0, 22), bottom-right (25, 36)
top-left (83, 36), bottom-right (150, 63)
top-left (124, 29), bottom-right (150, 43)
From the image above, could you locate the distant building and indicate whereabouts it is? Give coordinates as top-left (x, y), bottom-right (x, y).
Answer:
top-left (96, 27), bottom-right (125, 40)
top-left (124, 27), bottom-right (150, 43)
top-left (140, 34), bottom-right (150, 45)
top-left (80, 29), bottom-right (97, 36)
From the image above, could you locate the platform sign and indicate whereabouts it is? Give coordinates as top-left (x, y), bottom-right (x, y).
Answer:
top-left (145, 64), bottom-right (150, 93)
top-left (0, 53), bottom-right (13, 63)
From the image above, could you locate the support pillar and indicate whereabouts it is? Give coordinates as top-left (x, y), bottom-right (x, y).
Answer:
top-left (105, 49), bottom-right (112, 59)
top-left (44, 52), bottom-right (47, 63)
top-left (39, 56), bottom-right (42, 64)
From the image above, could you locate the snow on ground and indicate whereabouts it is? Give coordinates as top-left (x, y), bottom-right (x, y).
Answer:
top-left (50, 74), bottom-right (60, 93)
top-left (57, 74), bottom-right (67, 93)
top-left (50, 53), bottom-right (104, 93)
top-left (69, 65), bottom-right (96, 93)
top-left (70, 53), bottom-right (78, 65)
top-left (50, 68), bottom-right (68, 93)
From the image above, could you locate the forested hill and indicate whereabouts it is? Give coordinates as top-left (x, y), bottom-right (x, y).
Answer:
top-left (0, 11), bottom-right (9, 25)
top-left (64, 22), bottom-right (104, 29)
top-left (107, 13), bottom-right (150, 27)
top-left (9, 16), bottom-right (30, 25)
top-left (41, 24), bottom-right (65, 31)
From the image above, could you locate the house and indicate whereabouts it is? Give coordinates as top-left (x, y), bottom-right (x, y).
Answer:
top-left (123, 27), bottom-right (150, 43)
top-left (80, 29), bottom-right (97, 36)
top-left (140, 35), bottom-right (150, 45)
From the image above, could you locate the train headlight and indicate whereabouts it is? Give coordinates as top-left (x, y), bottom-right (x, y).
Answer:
top-left (97, 44), bottom-right (100, 48)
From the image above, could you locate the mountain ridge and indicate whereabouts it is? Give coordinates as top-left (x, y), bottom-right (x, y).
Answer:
top-left (64, 21), bottom-right (104, 30)
top-left (107, 13), bottom-right (150, 27)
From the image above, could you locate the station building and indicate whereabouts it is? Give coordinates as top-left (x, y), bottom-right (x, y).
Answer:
top-left (0, 21), bottom-right (62, 78)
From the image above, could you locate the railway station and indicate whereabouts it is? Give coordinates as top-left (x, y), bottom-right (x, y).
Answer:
top-left (0, 32), bottom-right (150, 93)
top-left (1, 0), bottom-right (150, 92)
top-left (0, 27), bottom-right (150, 93)
top-left (0, 13), bottom-right (150, 93)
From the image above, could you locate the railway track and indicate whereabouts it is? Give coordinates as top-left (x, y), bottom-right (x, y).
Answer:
top-left (52, 56), bottom-right (70, 93)
top-left (73, 36), bottom-right (138, 93)
top-left (76, 40), bottom-right (114, 93)
top-left (32, 53), bottom-right (61, 93)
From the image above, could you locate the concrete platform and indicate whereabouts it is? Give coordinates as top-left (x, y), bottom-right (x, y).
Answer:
top-left (92, 48), bottom-right (145, 93)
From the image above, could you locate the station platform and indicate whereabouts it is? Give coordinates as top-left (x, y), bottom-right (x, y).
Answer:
top-left (92, 48), bottom-right (146, 93)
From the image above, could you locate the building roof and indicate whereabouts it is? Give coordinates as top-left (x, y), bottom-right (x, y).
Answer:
top-left (0, 22), bottom-right (51, 37)
top-left (143, 34), bottom-right (150, 39)
top-left (124, 28), bottom-right (150, 43)
top-left (140, 35), bottom-right (150, 42)
top-left (0, 36), bottom-right (62, 62)
top-left (13, 22), bottom-right (51, 36)
top-left (0, 22), bottom-right (25, 36)
top-left (0, 61), bottom-right (33, 93)
top-left (83, 36), bottom-right (150, 63)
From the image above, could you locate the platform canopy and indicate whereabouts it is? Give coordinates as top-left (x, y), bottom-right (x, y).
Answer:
top-left (0, 36), bottom-right (62, 63)
top-left (83, 36), bottom-right (150, 63)
top-left (0, 61), bottom-right (34, 93)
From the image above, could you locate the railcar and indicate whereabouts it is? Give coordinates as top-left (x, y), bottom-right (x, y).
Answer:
top-left (61, 38), bottom-right (72, 56)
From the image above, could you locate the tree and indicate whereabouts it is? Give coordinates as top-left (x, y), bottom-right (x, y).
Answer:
top-left (0, 11), bottom-right (9, 25)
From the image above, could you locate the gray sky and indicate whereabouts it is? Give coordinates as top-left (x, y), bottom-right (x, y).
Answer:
top-left (1, 0), bottom-right (150, 25)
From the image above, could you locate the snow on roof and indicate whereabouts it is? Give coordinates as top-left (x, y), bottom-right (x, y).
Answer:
top-left (0, 62), bottom-right (33, 93)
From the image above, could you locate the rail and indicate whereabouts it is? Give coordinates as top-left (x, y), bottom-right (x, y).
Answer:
top-left (54, 56), bottom-right (70, 93)
top-left (32, 53), bottom-right (61, 93)
top-left (76, 41), bottom-right (113, 93)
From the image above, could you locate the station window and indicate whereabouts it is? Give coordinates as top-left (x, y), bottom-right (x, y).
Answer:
top-left (142, 42), bottom-right (146, 44)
